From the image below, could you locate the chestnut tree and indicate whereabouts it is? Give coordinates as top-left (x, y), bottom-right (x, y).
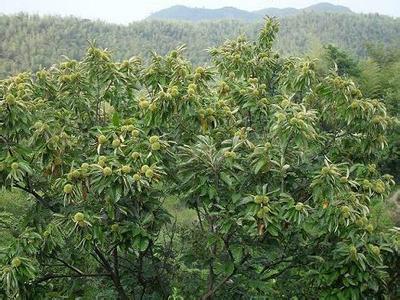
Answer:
top-left (0, 19), bottom-right (399, 299)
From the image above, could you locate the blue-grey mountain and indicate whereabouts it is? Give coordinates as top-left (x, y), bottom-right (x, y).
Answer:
top-left (147, 2), bottom-right (353, 21)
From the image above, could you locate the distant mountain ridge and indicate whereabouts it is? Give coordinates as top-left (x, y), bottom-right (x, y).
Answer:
top-left (147, 5), bottom-right (256, 22)
top-left (147, 2), bottom-right (353, 21)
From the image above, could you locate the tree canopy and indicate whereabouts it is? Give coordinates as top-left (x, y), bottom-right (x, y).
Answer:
top-left (0, 18), bottom-right (399, 299)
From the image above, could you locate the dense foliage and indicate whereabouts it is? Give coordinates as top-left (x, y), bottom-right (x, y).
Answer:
top-left (356, 46), bottom-right (400, 182)
top-left (1, 13), bottom-right (400, 77)
top-left (314, 44), bottom-right (400, 184)
top-left (0, 18), bottom-right (399, 299)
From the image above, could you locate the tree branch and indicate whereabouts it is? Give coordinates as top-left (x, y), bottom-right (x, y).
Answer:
top-left (259, 256), bottom-right (293, 274)
top-left (264, 263), bottom-right (303, 282)
top-left (93, 244), bottom-right (128, 300)
top-left (14, 183), bottom-right (54, 212)
top-left (33, 272), bottom-right (111, 284)
top-left (49, 256), bottom-right (84, 275)
top-left (201, 253), bottom-right (250, 300)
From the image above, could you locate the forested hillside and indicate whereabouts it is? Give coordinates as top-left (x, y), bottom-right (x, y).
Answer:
top-left (1, 13), bottom-right (400, 78)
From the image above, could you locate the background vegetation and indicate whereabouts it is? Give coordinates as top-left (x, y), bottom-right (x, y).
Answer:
top-left (0, 13), bottom-right (400, 77)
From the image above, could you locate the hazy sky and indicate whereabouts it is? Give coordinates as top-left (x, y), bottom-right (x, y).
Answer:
top-left (1, 0), bottom-right (399, 24)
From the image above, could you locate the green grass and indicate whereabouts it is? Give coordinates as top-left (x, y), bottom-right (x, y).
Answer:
top-left (370, 187), bottom-right (400, 229)
top-left (0, 188), bottom-right (32, 214)
top-left (0, 188), bottom-right (34, 249)
top-left (163, 196), bottom-right (197, 226)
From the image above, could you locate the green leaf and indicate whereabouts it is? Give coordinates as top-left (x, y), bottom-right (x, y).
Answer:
top-left (254, 160), bottom-right (265, 174)
top-left (112, 111), bottom-right (121, 126)
top-left (220, 172), bottom-right (233, 186)
top-left (133, 236), bottom-right (149, 252)
top-left (222, 260), bottom-right (234, 275)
